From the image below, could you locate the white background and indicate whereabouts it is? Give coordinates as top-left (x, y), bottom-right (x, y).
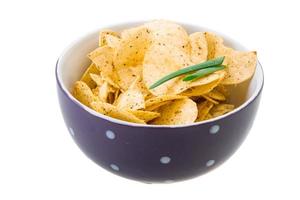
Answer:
top-left (0, 0), bottom-right (299, 199)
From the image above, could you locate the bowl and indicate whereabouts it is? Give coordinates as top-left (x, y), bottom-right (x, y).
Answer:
top-left (56, 22), bottom-right (264, 183)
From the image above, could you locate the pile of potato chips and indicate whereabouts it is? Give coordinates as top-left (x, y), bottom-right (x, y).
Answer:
top-left (72, 20), bottom-right (257, 125)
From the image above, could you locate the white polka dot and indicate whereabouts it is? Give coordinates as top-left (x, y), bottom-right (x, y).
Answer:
top-left (160, 156), bottom-right (171, 164)
top-left (105, 130), bottom-right (115, 140)
top-left (69, 127), bottom-right (75, 136)
top-left (206, 160), bottom-right (215, 167)
top-left (110, 164), bottom-right (119, 171)
top-left (209, 125), bottom-right (220, 134)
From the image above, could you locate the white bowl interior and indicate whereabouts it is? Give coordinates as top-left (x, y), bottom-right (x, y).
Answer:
top-left (57, 22), bottom-right (263, 126)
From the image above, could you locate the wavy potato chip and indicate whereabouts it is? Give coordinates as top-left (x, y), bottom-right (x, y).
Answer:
top-left (189, 32), bottom-right (208, 64)
top-left (210, 104), bottom-right (235, 118)
top-left (73, 81), bottom-right (98, 107)
top-left (99, 29), bottom-right (119, 46)
top-left (91, 101), bottom-right (145, 124)
top-left (151, 98), bottom-right (197, 125)
top-left (127, 109), bottom-right (160, 122)
top-left (80, 63), bottom-right (99, 88)
top-left (196, 100), bottom-right (214, 121)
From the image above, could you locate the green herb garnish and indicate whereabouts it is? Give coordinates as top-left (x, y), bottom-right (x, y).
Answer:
top-left (149, 56), bottom-right (225, 89)
top-left (182, 65), bottom-right (225, 81)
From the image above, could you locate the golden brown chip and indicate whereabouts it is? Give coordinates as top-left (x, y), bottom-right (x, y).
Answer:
top-left (127, 109), bottom-right (160, 122)
top-left (99, 29), bottom-right (119, 46)
top-left (90, 101), bottom-right (145, 124)
top-left (196, 100), bottom-right (214, 121)
top-left (145, 101), bottom-right (170, 111)
top-left (151, 98), bottom-right (197, 125)
top-left (80, 63), bottom-right (99, 88)
top-left (73, 81), bottom-right (98, 107)
top-left (93, 81), bottom-right (116, 103)
top-left (189, 32), bottom-right (208, 63)
top-left (210, 104), bottom-right (235, 118)
top-left (145, 95), bottom-right (186, 109)
top-left (204, 113), bottom-right (213, 120)
top-left (114, 26), bottom-right (151, 68)
top-left (103, 34), bottom-right (120, 49)
top-left (215, 85), bottom-right (229, 97)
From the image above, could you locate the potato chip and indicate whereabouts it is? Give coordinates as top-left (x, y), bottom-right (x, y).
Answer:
top-left (80, 63), bottom-right (99, 88)
top-left (204, 113), bottom-right (213, 120)
top-left (151, 98), bottom-right (197, 125)
top-left (145, 101), bottom-right (170, 111)
top-left (204, 32), bottom-right (224, 59)
top-left (205, 88), bottom-right (226, 101)
top-left (177, 71), bottom-right (226, 96)
top-left (216, 47), bottom-right (257, 85)
top-left (114, 26), bottom-right (151, 68)
top-left (143, 44), bottom-right (192, 96)
top-left (144, 20), bottom-right (190, 53)
top-left (189, 32), bottom-right (208, 64)
top-left (99, 29), bottom-right (119, 46)
top-left (93, 81), bottom-right (115, 103)
top-left (210, 104), bottom-right (235, 118)
top-left (114, 77), bottom-right (145, 110)
top-left (90, 101), bottom-right (145, 124)
top-left (215, 85), bottom-right (229, 97)
top-left (145, 95), bottom-right (186, 109)
top-left (115, 64), bottom-right (143, 91)
top-left (127, 110), bottom-right (160, 122)
top-left (196, 100), bottom-right (214, 121)
top-left (202, 94), bottom-right (219, 104)
top-left (73, 81), bottom-right (98, 107)
top-left (88, 46), bottom-right (119, 88)
top-left (103, 34), bottom-right (120, 49)
top-left (90, 73), bottom-right (103, 86)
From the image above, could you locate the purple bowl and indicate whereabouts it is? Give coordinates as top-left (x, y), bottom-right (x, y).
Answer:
top-left (56, 22), bottom-right (264, 183)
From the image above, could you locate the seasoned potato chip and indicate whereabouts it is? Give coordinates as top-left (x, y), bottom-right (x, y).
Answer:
top-left (73, 81), bottom-right (98, 107)
top-left (88, 46), bottom-right (119, 88)
top-left (215, 85), bottom-right (229, 97)
top-left (189, 32), bottom-right (208, 64)
top-left (103, 34), bottom-right (120, 49)
top-left (90, 73), bottom-right (103, 86)
top-left (145, 95), bottom-right (186, 109)
top-left (80, 63), bottom-right (99, 88)
top-left (151, 98), bottom-right (197, 125)
top-left (93, 81), bottom-right (116, 103)
top-left (196, 100), bottom-right (214, 121)
top-left (205, 32), bottom-right (224, 59)
top-left (145, 101), bottom-right (170, 111)
top-left (114, 76), bottom-right (145, 110)
top-left (210, 104), bottom-right (235, 118)
top-left (144, 20), bottom-right (190, 53)
top-left (216, 47), bottom-right (257, 85)
top-left (115, 65), bottom-right (143, 91)
top-left (127, 110), bottom-right (160, 122)
top-left (205, 88), bottom-right (226, 101)
top-left (91, 101), bottom-right (145, 124)
top-left (99, 29), bottom-right (119, 46)
top-left (143, 44), bottom-right (192, 96)
top-left (114, 26), bottom-right (151, 68)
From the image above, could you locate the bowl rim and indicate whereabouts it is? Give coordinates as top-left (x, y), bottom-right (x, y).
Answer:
top-left (56, 21), bottom-right (264, 129)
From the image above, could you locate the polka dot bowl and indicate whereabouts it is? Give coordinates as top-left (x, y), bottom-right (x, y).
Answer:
top-left (56, 22), bottom-right (264, 183)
